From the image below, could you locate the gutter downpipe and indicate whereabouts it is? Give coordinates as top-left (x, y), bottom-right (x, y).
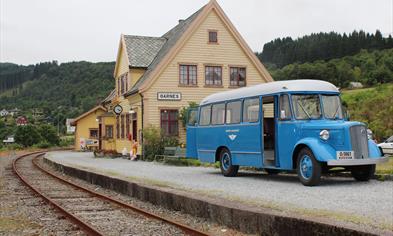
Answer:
top-left (140, 93), bottom-right (145, 160)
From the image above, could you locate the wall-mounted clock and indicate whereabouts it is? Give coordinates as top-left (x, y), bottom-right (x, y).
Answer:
top-left (113, 104), bottom-right (123, 115)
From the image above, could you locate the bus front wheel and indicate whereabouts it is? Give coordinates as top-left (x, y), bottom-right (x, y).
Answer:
top-left (296, 148), bottom-right (322, 186)
top-left (219, 148), bottom-right (239, 177)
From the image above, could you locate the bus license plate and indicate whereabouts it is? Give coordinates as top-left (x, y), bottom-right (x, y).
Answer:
top-left (336, 151), bottom-right (354, 160)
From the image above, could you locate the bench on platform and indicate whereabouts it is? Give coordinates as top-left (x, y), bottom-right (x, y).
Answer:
top-left (154, 146), bottom-right (186, 162)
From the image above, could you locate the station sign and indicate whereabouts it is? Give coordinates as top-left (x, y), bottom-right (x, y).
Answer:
top-left (157, 92), bottom-right (182, 101)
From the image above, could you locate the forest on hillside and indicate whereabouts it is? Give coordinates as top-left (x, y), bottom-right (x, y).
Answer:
top-left (257, 30), bottom-right (393, 68)
top-left (268, 48), bottom-right (393, 88)
top-left (0, 61), bottom-right (114, 128)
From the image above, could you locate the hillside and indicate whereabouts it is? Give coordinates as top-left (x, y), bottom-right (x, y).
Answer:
top-left (0, 61), bottom-right (115, 125)
top-left (341, 84), bottom-right (393, 140)
top-left (267, 49), bottom-right (393, 88)
top-left (257, 30), bottom-right (393, 68)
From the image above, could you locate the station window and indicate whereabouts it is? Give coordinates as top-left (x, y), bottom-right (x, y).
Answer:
top-left (161, 110), bottom-right (178, 136)
top-left (205, 66), bottom-right (222, 86)
top-left (199, 105), bottom-right (211, 126)
top-left (279, 94), bottom-right (292, 120)
top-left (211, 103), bottom-right (225, 125)
top-left (105, 125), bottom-right (113, 139)
top-left (243, 98), bottom-right (259, 122)
top-left (89, 129), bottom-right (98, 139)
top-left (179, 65), bottom-right (197, 85)
top-left (230, 67), bottom-right (246, 87)
top-left (208, 30), bottom-right (218, 43)
top-left (126, 114), bottom-right (130, 138)
top-left (118, 73), bottom-right (128, 95)
top-left (226, 101), bottom-right (242, 124)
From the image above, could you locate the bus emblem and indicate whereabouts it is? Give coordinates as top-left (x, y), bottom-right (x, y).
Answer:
top-left (228, 134), bottom-right (237, 141)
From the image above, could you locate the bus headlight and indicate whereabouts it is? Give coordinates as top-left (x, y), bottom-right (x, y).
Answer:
top-left (320, 130), bottom-right (330, 141)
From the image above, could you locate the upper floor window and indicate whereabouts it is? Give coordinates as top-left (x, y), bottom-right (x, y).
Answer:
top-left (118, 73), bottom-right (128, 95)
top-left (179, 65), bottom-right (197, 85)
top-left (208, 30), bottom-right (218, 43)
top-left (230, 67), bottom-right (246, 87)
top-left (205, 66), bottom-right (222, 86)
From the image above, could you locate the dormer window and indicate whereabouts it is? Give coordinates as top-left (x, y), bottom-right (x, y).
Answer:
top-left (118, 73), bottom-right (128, 96)
top-left (208, 30), bottom-right (218, 43)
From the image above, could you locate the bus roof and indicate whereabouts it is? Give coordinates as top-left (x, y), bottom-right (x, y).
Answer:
top-left (200, 80), bottom-right (339, 105)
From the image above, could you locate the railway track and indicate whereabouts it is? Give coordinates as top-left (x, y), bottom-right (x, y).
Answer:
top-left (13, 152), bottom-right (209, 236)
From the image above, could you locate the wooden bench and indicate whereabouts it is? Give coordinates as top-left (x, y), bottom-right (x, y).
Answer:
top-left (154, 147), bottom-right (186, 162)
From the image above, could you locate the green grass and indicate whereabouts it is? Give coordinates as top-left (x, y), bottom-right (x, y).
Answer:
top-left (376, 156), bottom-right (393, 175)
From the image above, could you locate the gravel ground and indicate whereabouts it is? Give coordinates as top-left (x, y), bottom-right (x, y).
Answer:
top-left (0, 154), bottom-right (85, 235)
top-left (47, 151), bottom-right (393, 233)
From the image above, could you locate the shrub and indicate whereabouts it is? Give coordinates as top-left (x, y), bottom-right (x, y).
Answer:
top-left (6, 143), bottom-right (24, 150)
top-left (37, 124), bottom-right (60, 145)
top-left (142, 125), bottom-right (179, 161)
top-left (14, 125), bottom-right (42, 147)
top-left (34, 140), bottom-right (51, 149)
top-left (59, 136), bottom-right (74, 147)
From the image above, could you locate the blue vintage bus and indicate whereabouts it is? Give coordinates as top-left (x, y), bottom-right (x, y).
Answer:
top-left (186, 80), bottom-right (387, 186)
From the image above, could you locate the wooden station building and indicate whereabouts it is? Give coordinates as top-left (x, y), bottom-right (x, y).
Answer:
top-left (73, 0), bottom-right (273, 155)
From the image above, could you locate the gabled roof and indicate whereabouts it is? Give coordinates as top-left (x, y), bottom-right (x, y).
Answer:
top-left (123, 0), bottom-right (273, 97)
top-left (71, 106), bottom-right (106, 126)
top-left (101, 89), bottom-right (116, 104)
top-left (124, 5), bottom-right (206, 96)
top-left (123, 35), bottom-right (167, 68)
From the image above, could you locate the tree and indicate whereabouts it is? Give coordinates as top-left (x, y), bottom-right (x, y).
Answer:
top-left (37, 124), bottom-right (59, 145)
top-left (14, 125), bottom-right (42, 147)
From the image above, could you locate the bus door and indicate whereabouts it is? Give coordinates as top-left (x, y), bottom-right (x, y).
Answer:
top-left (186, 108), bottom-right (198, 158)
top-left (262, 96), bottom-right (277, 167)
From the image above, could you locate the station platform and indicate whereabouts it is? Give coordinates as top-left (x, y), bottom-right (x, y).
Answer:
top-left (45, 151), bottom-right (393, 235)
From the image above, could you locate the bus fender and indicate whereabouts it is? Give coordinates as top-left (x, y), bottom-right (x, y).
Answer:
top-left (293, 138), bottom-right (336, 163)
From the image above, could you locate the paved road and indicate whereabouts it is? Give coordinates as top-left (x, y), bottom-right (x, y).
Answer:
top-left (47, 151), bottom-right (393, 232)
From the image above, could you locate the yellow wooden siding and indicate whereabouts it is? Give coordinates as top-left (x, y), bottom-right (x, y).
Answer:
top-left (143, 10), bottom-right (269, 143)
top-left (74, 109), bottom-right (104, 150)
top-left (130, 68), bottom-right (146, 88)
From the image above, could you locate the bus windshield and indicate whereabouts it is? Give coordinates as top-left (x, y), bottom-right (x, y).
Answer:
top-left (292, 94), bottom-right (322, 119)
top-left (321, 94), bottom-right (343, 119)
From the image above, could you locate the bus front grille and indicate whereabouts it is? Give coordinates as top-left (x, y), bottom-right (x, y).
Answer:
top-left (350, 125), bottom-right (369, 159)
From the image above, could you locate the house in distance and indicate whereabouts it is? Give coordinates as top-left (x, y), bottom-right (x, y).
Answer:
top-left (73, 0), bottom-right (273, 155)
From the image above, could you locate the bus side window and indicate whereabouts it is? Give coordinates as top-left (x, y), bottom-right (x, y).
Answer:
top-left (211, 103), bottom-right (225, 125)
top-left (279, 94), bottom-right (292, 120)
top-left (243, 98), bottom-right (259, 122)
top-left (226, 100), bottom-right (241, 124)
top-left (199, 105), bottom-right (211, 126)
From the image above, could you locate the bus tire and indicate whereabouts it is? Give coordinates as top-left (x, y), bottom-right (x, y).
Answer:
top-left (219, 148), bottom-right (239, 177)
top-left (351, 165), bottom-right (375, 181)
top-left (297, 147), bottom-right (321, 186)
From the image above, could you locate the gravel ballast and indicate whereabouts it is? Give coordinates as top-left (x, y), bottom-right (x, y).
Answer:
top-left (46, 151), bottom-right (393, 233)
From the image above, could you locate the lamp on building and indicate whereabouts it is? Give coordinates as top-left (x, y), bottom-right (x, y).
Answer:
top-left (129, 109), bottom-right (136, 114)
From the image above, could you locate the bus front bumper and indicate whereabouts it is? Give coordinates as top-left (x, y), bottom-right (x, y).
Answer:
top-left (327, 156), bottom-right (388, 166)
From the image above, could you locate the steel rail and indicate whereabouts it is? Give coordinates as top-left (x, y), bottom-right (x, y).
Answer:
top-left (14, 151), bottom-right (209, 236)
top-left (32, 154), bottom-right (210, 236)
top-left (13, 152), bottom-right (103, 236)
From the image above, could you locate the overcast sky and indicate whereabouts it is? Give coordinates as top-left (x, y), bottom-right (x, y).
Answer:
top-left (1, 0), bottom-right (392, 65)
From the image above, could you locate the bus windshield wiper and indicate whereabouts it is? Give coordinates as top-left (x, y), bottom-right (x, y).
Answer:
top-left (297, 101), bottom-right (311, 119)
top-left (332, 105), bottom-right (340, 120)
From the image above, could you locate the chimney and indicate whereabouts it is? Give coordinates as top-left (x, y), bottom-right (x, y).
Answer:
top-left (178, 19), bottom-right (184, 24)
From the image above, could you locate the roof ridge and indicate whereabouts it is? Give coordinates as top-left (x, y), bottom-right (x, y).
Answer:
top-left (123, 35), bottom-right (166, 40)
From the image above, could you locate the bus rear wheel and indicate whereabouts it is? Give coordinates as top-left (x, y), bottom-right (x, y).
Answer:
top-left (296, 147), bottom-right (322, 186)
top-left (351, 165), bottom-right (375, 181)
top-left (219, 148), bottom-right (239, 177)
